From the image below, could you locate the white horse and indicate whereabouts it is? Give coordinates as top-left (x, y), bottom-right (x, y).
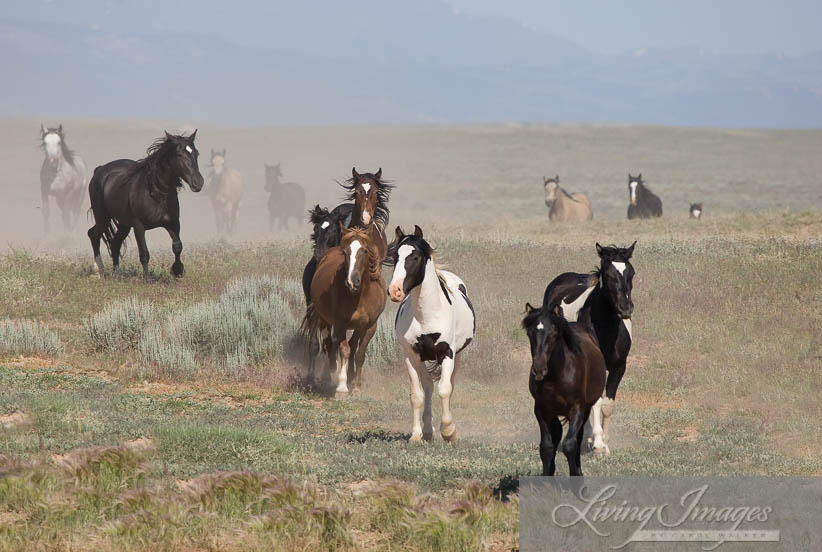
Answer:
top-left (388, 225), bottom-right (475, 443)
top-left (40, 124), bottom-right (86, 232)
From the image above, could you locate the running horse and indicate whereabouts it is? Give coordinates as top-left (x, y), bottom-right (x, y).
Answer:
top-left (542, 241), bottom-right (636, 455)
top-left (40, 124), bottom-right (87, 232)
top-left (87, 131), bottom-right (204, 279)
top-left (301, 225), bottom-right (386, 397)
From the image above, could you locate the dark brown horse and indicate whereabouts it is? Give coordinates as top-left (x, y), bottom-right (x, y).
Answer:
top-left (523, 303), bottom-right (605, 476)
top-left (339, 167), bottom-right (393, 261)
top-left (265, 163), bottom-right (305, 231)
top-left (301, 225), bottom-right (386, 397)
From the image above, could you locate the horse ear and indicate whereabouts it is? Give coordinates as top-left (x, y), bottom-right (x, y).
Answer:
top-left (628, 173), bottom-right (632, 180)
top-left (552, 303), bottom-right (563, 317)
top-left (525, 302), bottom-right (535, 314)
top-left (556, 175), bottom-right (559, 182)
top-left (637, 173), bottom-right (642, 180)
top-left (338, 220), bottom-right (348, 234)
top-left (395, 226), bottom-right (403, 241)
top-left (595, 242), bottom-right (604, 257)
top-left (222, 148), bottom-right (226, 157)
top-left (413, 225), bottom-right (423, 239)
top-left (40, 124), bottom-right (46, 137)
top-left (626, 241), bottom-right (637, 258)
top-left (165, 131), bottom-right (173, 140)
top-left (543, 176), bottom-right (548, 184)
top-left (352, 167), bottom-right (359, 180)
top-left (375, 168), bottom-right (382, 180)
top-left (189, 129), bottom-right (198, 142)
top-left (58, 124), bottom-right (63, 133)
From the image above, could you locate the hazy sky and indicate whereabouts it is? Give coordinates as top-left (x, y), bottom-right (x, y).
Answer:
top-left (447, 0), bottom-right (822, 56)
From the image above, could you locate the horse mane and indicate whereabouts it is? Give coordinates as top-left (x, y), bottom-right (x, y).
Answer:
top-left (521, 306), bottom-right (582, 355)
top-left (307, 205), bottom-right (332, 247)
top-left (127, 134), bottom-right (186, 191)
top-left (339, 174), bottom-right (394, 227)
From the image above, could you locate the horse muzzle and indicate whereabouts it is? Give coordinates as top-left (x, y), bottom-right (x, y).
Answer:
top-left (388, 283), bottom-right (405, 303)
top-left (361, 211), bottom-right (372, 225)
top-left (346, 274), bottom-right (362, 292)
top-left (188, 174), bottom-right (205, 192)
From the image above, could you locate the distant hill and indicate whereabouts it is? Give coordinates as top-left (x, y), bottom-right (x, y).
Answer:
top-left (2, 0), bottom-right (821, 127)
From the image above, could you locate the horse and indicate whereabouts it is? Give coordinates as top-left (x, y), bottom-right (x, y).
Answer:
top-left (522, 303), bottom-right (605, 476)
top-left (388, 225), bottom-right (475, 443)
top-left (265, 163), bottom-right (305, 231)
top-left (543, 175), bottom-right (593, 222)
top-left (339, 167), bottom-right (393, 261)
top-left (39, 124), bottom-right (87, 232)
top-left (626, 173), bottom-right (662, 219)
top-left (87, 131), bottom-right (204, 279)
top-left (301, 225), bottom-right (386, 398)
top-left (301, 203), bottom-right (357, 384)
top-left (542, 242), bottom-right (636, 455)
top-left (206, 149), bottom-right (243, 235)
top-left (690, 202), bottom-right (703, 219)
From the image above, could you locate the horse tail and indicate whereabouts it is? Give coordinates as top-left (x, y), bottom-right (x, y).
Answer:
top-left (87, 168), bottom-right (125, 256)
top-left (299, 302), bottom-right (324, 346)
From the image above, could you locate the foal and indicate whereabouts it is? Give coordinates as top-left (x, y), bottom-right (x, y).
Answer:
top-left (388, 225), bottom-right (475, 443)
top-left (523, 303), bottom-right (605, 476)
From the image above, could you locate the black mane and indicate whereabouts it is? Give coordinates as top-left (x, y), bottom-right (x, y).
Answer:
top-left (129, 134), bottom-right (187, 190)
top-left (338, 172), bottom-right (394, 227)
top-left (522, 306), bottom-right (582, 355)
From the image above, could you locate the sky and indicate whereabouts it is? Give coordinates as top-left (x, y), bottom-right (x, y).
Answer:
top-left (446, 0), bottom-right (822, 56)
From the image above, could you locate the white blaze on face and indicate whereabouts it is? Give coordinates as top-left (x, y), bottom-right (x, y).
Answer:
top-left (536, 322), bottom-right (544, 330)
top-left (612, 261), bottom-right (626, 275)
top-left (320, 221), bottom-right (330, 229)
top-left (362, 182), bottom-right (371, 194)
top-left (186, 145), bottom-right (193, 154)
top-left (43, 133), bottom-right (61, 158)
top-left (388, 244), bottom-right (413, 299)
top-left (212, 155), bottom-right (224, 175)
top-left (347, 240), bottom-right (362, 287)
top-left (692, 209), bottom-right (701, 218)
top-left (629, 181), bottom-right (637, 204)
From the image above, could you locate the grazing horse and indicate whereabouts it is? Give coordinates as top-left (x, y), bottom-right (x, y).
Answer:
top-left (340, 167), bottom-right (393, 261)
top-left (626, 173), bottom-right (662, 219)
top-left (690, 202), bottom-right (703, 219)
top-left (265, 163), bottom-right (305, 231)
top-left (40, 124), bottom-right (87, 232)
top-left (543, 176), bottom-right (593, 222)
top-left (388, 225), bottom-right (475, 443)
top-left (87, 131), bottom-right (204, 279)
top-left (542, 242), bottom-right (636, 455)
top-left (206, 149), bottom-right (243, 235)
top-left (301, 225), bottom-right (386, 397)
top-left (301, 204), bottom-right (356, 383)
top-left (523, 303), bottom-right (605, 476)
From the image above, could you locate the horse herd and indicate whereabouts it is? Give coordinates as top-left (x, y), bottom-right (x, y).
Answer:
top-left (38, 127), bottom-right (653, 477)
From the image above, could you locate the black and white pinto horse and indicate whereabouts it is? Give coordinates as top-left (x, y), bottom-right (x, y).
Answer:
top-left (542, 242), bottom-right (636, 455)
top-left (40, 124), bottom-right (87, 232)
top-left (627, 173), bottom-right (662, 219)
top-left (388, 225), bottom-right (475, 443)
top-left (87, 131), bottom-right (204, 279)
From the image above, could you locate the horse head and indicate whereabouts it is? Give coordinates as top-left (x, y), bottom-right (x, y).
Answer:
top-left (523, 303), bottom-right (576, 381)
top-left (628, 173), bottom-right (643, 206)
top-left (308, 204), bottom-right (342, 261)
top-left (264, 163), bottom-right (282, 191)
top-left (690, 202), bottom-right (703, 219)
top-left (595, 241), bottom-right (636, 319)
top-left (342, 167), bottom-right (393, 229)
top-left (339, 223), bottom-right (379, 293)
top-left (41, 124), bottom-right (65, 167)
top-left (543, 175), bottom-right (560, 208)
top-left (387, 224), bottom-right (432, 303)
top-left (210, 148), bottom-right (226, 176)
top-left (163, 130), bottom-right (204, 192)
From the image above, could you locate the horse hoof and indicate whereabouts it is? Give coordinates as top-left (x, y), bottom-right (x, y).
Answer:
top-left (442, 430), bottom-right (458, 443)
top-left (334, 390), bottom-right (349, 400)
top-left (409, 434), bottom-right (424, 444)
top-left (171, 263), bottom-right (185, 277)
top-left (593, 445), bottom-right (610, 456)
top-left (350, 388), bottom-right (362, 398)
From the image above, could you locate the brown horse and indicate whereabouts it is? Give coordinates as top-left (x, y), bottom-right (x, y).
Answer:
top-left (523, 303), bottom-right (605, 476)
top-left (265, 163), bottom-right (305, 231)
top-left (543, 176), bottom-right (593, 222)
top-left (301, 225), bottom-right (386, 397)
top-left (339, 167), bottom-right (393, 261)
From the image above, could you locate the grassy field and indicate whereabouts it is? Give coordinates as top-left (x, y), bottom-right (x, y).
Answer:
top-left (1, 122), bottom-right (821, 550)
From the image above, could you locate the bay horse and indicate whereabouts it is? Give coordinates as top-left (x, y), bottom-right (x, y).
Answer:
top-left (265, 163), bottom-right (305, 231)
top-left (301, 225), bottom-right (386, 397)
top-left (87, 131), bottom-right (204, 279)
top-left (340, 167), bottom-right (393, 261)
top-left (626, 173), bottom-right (662, 219)
top-left (388, 225), bottom-right (475, 443)
top-left (40, 124), bottom-right (87, 232)
top-left (542, 241), bottom-right (636, 455)
top-left (543, 176), bottom-right (593, 222)
top-left (206, 149), bottom-right (244, 235)
top-left (690, 202), bottom-right (703, 219)
top-left (301, 203), bottom-right (357, 383)
top-left (522, 303), bottom-right (605, 476)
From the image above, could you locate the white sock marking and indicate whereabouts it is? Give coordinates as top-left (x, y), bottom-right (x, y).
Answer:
top-left (347, 240), bottom-right (362, 286)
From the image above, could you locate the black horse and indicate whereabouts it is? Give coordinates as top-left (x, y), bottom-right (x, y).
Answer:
top-left (523, 303), bottom-right (605, 476)
top-left (301, 203), bottom-right (355, 387)
top-left (627, 173), bottom-right (662, 219)
top-left (542, 241), bottom-right (636, 455)
top-left (87, 131), bottom-right (204, 279)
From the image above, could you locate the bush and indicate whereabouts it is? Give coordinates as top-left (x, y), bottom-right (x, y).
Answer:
top-left (0, 319), bottom-right (62, 357)
top-left (84, 297), bottom-right (157, 352)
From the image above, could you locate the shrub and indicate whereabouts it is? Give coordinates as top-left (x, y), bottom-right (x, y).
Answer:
top-left (0, 319), bottom-right (62, 356)
top-left (84, 297), bottom-right (157, 352)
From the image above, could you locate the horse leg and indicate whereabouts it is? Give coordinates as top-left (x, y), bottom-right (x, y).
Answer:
top-left (351, 323), bottom-right (378, 396)
top-left (165, 220), bottom-right (185, 277)
top-left (306, 328), bottom-right (320, 389)
top-left (88, 222), bottom-right (107, 278)
top-left (132, 224), bottom-right (151, 280)
top-left (41, 185), bottom-right (50, 234)
top-left (535, 405), bottom-right (559, 476)
top-left (600, 360), bottom-right (626, 454)
top-left (404, 356), bottom-right (431, 442)
top-left (109, 225), bottom-right (132, 276)
top-left (574, 409), bottom-right (591, 475)
top-left (334, 334), bottom-right (351, 399)
top-left (561, 406), bottom-right (586, 476)
top-left (589, 397), bottom-right (607, 455)
top-left (438, 357), bottom-right (457, 442)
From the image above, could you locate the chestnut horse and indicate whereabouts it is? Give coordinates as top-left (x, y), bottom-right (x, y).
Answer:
top-left (301, 225), bottom-right (386, 397)
top-left (339, 167), bottom-right (393, 261)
